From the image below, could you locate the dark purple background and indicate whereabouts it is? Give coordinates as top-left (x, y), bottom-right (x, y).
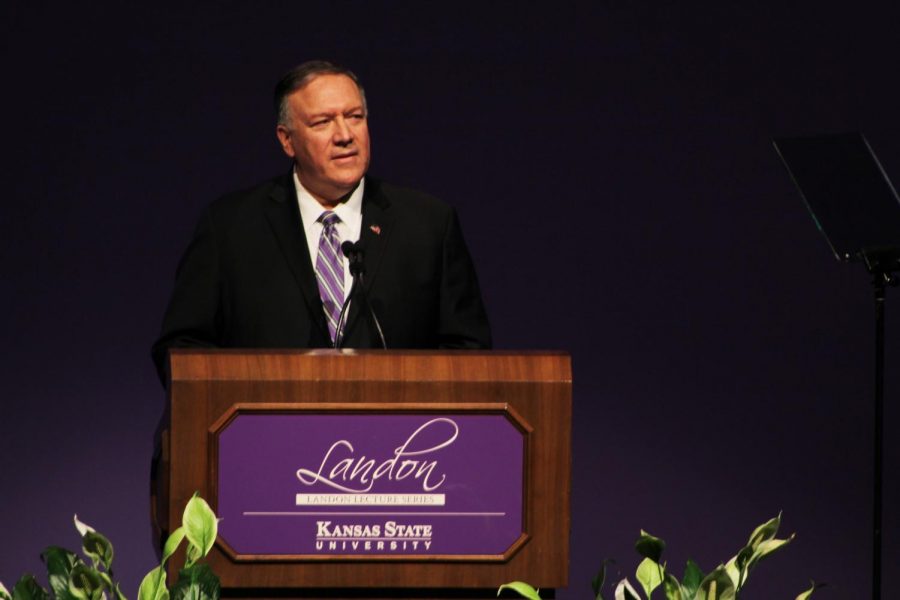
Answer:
top-left (1, 2), bottom-right (897, 598)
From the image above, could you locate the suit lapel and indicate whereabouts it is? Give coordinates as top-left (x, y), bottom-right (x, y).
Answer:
top-left (358, 178), bottom-right (395, 291)
top-left (344, 178), bottom-right (395, 338)
top-left (262, 173), bottom-right (330, 339)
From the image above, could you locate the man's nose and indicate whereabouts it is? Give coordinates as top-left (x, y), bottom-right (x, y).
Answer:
top-left (333, 117), bottom-right (353, 144)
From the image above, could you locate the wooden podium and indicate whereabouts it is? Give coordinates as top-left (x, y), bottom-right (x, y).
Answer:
top-left (156, 349), bottom-right (571, 597)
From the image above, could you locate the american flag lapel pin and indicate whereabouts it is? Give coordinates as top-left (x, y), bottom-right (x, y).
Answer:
top-left (370, 224), bottom-right (381, 235)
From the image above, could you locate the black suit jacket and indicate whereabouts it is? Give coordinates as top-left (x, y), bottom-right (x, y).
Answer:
top-left (151, 173), bottom-right (491, 382)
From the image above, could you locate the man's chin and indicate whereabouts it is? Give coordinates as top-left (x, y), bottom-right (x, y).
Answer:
top-left (329, 168), bottom-right (366, 189)
top-left (296, 174), bottom-right (360, 206)
top-left (325, 176), bottom-right (364, 203)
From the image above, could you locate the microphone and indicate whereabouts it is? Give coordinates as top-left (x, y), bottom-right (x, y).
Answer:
top-left (333, 241), bottom-right (387, 349)
top-left (340, 240), bottom-right (365, 276)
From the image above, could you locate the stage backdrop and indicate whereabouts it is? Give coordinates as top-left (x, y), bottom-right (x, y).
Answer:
top-left (1, 2), bottom-right (898, 598)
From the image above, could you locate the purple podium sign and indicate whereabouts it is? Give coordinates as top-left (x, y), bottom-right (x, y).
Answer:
top-left (214, 411), bottom-right (526, 558)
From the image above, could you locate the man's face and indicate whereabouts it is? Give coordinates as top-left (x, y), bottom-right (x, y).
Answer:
top-left (276, 74), bottom-right (371, 207)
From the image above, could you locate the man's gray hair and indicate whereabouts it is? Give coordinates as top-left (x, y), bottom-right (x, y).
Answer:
top-left (274, 60), bottom-right (367, 127)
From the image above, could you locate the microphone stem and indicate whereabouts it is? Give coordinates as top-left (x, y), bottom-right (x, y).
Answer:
top-left (356, 274), bottom-right (387, 349)
top-left (333, 277), bottom-right (357, 349)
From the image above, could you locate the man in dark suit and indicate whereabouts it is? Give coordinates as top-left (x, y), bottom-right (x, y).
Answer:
top-left (151, 61), bottom-right (491, 383)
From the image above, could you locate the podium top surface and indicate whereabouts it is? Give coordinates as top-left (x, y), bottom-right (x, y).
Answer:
top-left (168, 349), bottom-right (571, 383)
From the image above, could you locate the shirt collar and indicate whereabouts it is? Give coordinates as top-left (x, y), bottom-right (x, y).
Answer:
top-left (294, 171), bottom-right (365, 226)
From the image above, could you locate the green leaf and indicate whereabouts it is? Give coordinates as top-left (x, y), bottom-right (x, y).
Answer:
top-left (40, 546), bottom-right (80, 600)
top-left (662, 574), bottom-right (682, 600)
top-left (795, 580), bottom-right (821, 600)
top-left (681, 560), bottom-right (703, 598)
top-left (67, 565), bottom-right (103, 600)
top-left (12, 575), bottom-right (49, 600)
top-left (162, 528), bottom-right (186, 565)
top-left (138, 567), bottom-right (170, 600)
top-left (497, 581), bottom-right (541, 600)
top-left (727, 544), bottom-right (754, 591)
top-left (592, 560), bottom-right (614, 600)
top-left (636, 557), bottom-right (664, 598)
top-left (96, 574), bottom-right (123, 600)
top-left (733, 544), bottom-right (753, 572)
top-left (97, 573), bottom-right (118, 596)
top-left (0, 581), bottom-right (11, 600)
top-left (73, 516), bottom-right (96, 538)
top-left (170, 565), bottom-right (220, 600)
top-left (696, 566), bottom-right (735, 600)
top-left (182, 494), bottom-right (218, 559)
top-left (82, 531), bottom-right (115, 571)
top-left (723, 556), bottom-right (740, 591)
top-left (746, 513), bottom-right (780, 551)
top-left (745, 534), bottom-right (795, 576)
top-left (614, 578), bottom-right (642, 600)
top-left (185, 543), bottom-right (201, 568)
top-left (635, 530), bottom-right (666, 563)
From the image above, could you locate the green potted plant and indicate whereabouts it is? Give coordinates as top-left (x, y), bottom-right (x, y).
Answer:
top-left (1, 493), bottom-right (220, 600)
top-left (499, 514), bottom-right (820, 600)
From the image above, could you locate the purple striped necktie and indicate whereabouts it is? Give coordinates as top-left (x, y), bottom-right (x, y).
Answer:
top-left (315, 211), bottom-right (344, 342)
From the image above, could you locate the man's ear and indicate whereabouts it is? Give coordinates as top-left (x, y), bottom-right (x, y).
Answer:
top-left (275, 125), bottom-right (296, 158)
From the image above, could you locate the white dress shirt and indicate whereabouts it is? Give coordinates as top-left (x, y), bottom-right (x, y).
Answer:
top-left (293, 171), bottom-right (364, 294)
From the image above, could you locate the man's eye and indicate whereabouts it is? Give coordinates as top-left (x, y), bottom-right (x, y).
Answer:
top-left (311, 119), bottom-right (330, 127)
top-left (349, 113), bottom-right (365, 120)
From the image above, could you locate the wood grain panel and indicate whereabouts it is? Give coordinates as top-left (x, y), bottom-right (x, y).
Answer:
top-left (163, 350), bottom-right (571, 593)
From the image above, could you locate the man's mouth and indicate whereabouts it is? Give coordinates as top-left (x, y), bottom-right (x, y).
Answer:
top-left (332, 151), bottom-right (357, 161)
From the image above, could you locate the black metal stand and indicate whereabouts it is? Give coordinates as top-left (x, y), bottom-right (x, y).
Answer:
top-left (873, 277), bottom-right (884, 600)
top-left (866, 257), bottom-right (898, 600)
top-left (773, 132), bottom-right (900, 600)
